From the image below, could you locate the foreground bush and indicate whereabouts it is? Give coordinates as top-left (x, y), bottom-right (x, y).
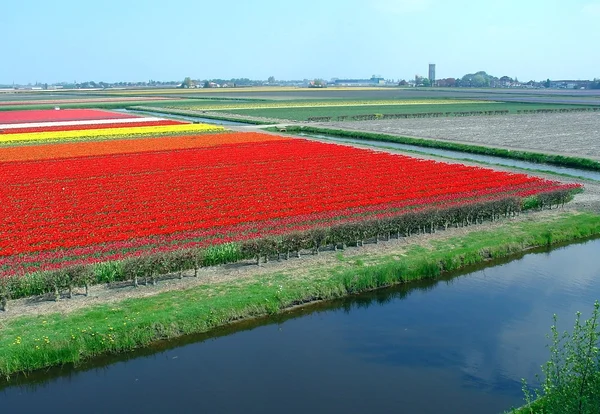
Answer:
top-left (513, 302), bottom-right (600, 413)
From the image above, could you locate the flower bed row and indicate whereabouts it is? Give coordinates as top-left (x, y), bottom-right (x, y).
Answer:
top-left (0, 188), bottom-right (579, 308)
top-left (0, 123), bottom-right (226, 144)
top-left (0, 135), bottom-right (578, 277)
top-left (0, 109), bottom-right (137, 124)
top-left (0, 97), bottom-right (173, 107)
top-left (0, 119), bottom-right (183, 134)
top-left (169, 99), bottom-right (492, 112)
top-left (0, 132), bottom-right (285, 162)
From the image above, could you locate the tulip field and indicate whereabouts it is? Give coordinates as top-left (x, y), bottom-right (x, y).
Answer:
top-left (0, 109), bottom-right (581, 282)
top-left (164, 99), bottom-right (492, 111)
top-left (0, 119), bottom-right (184, 134)
top-left (0, 96), bottom-right (174, 107)
top-left (0, 109), bottom-right (137, 123)
top-left (0, 123), bottom-right (225, 144)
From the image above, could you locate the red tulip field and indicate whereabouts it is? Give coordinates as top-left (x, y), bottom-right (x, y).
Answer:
top-left (0, 117), bottom-right (579, 278)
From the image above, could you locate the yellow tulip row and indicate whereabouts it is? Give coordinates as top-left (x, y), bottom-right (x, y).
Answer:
top-left (170, 99), bottom-right (495, 111)
top-left (0, 123), bottom-right (226, 144)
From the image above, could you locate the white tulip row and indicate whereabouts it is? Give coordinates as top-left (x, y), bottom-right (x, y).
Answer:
top-left (0, 116), bottom-right (167, 130)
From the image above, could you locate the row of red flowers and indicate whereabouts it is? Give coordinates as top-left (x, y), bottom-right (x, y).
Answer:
top-left (0, 136), bottom-right (578, 275)
top-left (0, 109), bottom-right (137, 124)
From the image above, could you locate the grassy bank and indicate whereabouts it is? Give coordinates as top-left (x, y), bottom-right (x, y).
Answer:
top-left (1, 212), bottom-right (599, 378)
top-left (275, 126), bottom-right (600, 172)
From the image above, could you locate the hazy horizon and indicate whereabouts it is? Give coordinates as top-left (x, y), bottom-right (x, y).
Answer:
top-left (2, 0), bottom-right (599, 84)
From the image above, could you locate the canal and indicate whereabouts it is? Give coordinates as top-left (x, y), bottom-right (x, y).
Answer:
top-left (1, 239), bottom-right (599, 413)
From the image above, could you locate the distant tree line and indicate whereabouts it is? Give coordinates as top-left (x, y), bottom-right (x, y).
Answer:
top-left (44, 80), bottom-right (181, 89)
top-left (405, 71), bottom-right (600, 89)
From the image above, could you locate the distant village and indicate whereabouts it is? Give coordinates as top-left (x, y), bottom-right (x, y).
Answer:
top-left (2, 65), bottom-right (599, 91)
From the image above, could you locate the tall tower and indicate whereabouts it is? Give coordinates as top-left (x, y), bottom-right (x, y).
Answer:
top-left (428, 63), bottom-right (436, 86)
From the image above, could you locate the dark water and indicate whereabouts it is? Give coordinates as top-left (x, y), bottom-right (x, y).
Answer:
top-left (300, 134), bottom-right (600, 181)
top-left (2, 239), bottom-right (600, 414)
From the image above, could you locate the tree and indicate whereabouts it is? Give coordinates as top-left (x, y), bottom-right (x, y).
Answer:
top-left (422, 78), bottom-right (431, 87)
top-left (471, 74), bottom-right (489, 87)
top-left (544, 78), bottom-right (551, 88)
top-left (437, 78), bottom-right (456, 87)
top-left (267, 76), bottom-right (275, 84)
top-left (180, 77), bottom-right (193, 88)
top-left (460, 71), bottom-right (495, 88)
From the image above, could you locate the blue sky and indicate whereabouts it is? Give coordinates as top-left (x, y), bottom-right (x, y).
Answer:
top-left (1, 0), bottom-right (599, 84)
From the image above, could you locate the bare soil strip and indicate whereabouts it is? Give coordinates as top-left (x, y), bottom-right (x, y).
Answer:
top-left (320, 112), bottom-right (600, 161)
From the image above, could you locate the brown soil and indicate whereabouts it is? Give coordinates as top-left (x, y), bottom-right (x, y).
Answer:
top-left (320, 112), bottom-right (600, 161)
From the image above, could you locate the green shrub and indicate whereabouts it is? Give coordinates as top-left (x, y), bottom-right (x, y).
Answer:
top-left (514, 302), bottom-right (600, 413)
top-left (94, 261), bottom-right (123, 284)
top-left (203, 242), bottom-right (241, 266)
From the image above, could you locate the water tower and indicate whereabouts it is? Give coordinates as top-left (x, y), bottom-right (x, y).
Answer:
top-left (428, 64), bottom-right (436, 86)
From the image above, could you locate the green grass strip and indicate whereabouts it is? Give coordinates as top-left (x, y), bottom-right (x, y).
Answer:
top-left (275, 126), bottom-right (600, 172)
top-left (1, 212), bottom-right (600, 379)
